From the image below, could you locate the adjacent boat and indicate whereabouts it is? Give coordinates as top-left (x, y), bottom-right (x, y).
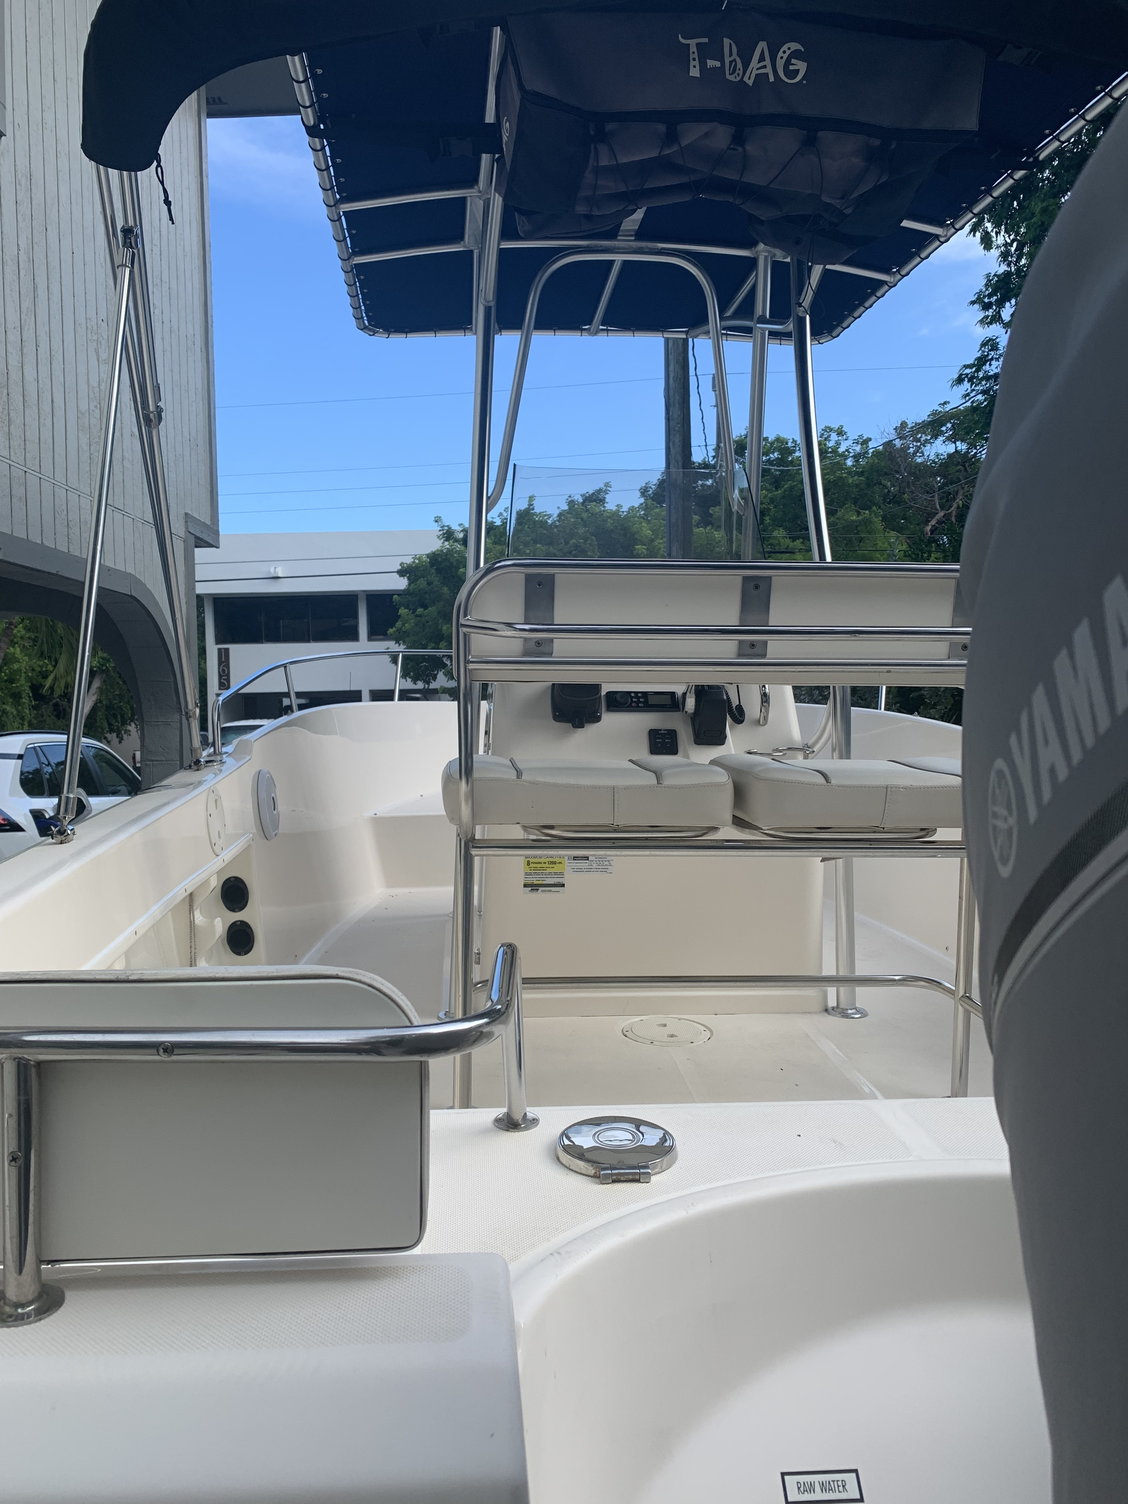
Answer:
top-left (2, 4), bottom-right (1126, 1499)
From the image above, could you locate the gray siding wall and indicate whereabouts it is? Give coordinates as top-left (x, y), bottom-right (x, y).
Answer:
top-left (0, 0), bottom-right (217, 769)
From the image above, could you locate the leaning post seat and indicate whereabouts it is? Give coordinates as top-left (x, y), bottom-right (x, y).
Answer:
top-left (441, 754), bottom-right (733, 831)
top-left (713, 753), bottom-right (962, 835)
top-left (449, 557), bottom-right (974, 1095)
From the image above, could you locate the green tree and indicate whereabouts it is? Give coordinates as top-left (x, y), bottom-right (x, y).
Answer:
top-left (390, 486), bottom-right (668, 684)
top-left (923, 113), bottom-right (1119, 456)
top-left (0, 616), bottom-right (135, 742)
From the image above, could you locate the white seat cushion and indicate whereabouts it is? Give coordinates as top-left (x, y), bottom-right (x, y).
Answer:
top-left (712, 754), bottom-right (962, 833)
top-left (442, 756), bottom-right (733, 829)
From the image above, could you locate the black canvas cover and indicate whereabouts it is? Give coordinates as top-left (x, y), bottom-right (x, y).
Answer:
top-left (84, 1), bottom-right (1128, 174)
top-left (498, 11), bottom-right (985, 259)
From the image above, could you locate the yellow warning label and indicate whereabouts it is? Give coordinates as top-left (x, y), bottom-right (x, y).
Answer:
top-left (523, 856), bottom-right (566, 893)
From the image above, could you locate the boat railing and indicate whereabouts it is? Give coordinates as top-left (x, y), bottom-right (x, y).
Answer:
top-left (0, 943), bottom-right (536, 1326)
top-left (208, 646), bottom-right (454, 755)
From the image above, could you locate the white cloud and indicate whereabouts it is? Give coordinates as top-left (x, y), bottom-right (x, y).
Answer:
top-left (206, 118), bottom-right (321, 217)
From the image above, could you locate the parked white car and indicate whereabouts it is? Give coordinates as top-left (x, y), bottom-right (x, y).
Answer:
top-left (0, 733), bottom-right (141, 858)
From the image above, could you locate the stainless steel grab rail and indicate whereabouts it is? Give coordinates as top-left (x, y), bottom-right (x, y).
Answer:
top-left (0, 943), bottom-right (536, 1325)
top-left (462, 618), bottom-right (969, 641)
top-left (209, 646), bottom-right (453, 755)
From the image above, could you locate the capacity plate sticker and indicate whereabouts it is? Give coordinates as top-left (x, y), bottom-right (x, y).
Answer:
top-left (566, 855), bottom-right (613, 875)
top-left (523, 856), bottom-right (566, 893)
top-left (781, 1471), bottom-right (863, 1502)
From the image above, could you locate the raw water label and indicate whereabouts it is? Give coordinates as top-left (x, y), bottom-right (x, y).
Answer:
top-left (523, 856), bottom-right (566, 893)
top-left (781, 1471), bottom-right (863, 1502)
top-left (566, 855), bottom-right (614, 875)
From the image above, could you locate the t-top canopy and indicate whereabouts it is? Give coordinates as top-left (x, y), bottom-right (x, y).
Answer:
top-left (83, 2), bottom-right (1128, 340)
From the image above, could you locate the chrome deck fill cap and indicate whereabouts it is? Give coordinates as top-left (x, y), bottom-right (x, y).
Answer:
top-left (556, 1116), bottom-right (677, 1184)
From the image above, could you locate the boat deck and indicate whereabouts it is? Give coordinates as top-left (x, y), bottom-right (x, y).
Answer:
top-left (306, 888), bottom-right (993, 1110)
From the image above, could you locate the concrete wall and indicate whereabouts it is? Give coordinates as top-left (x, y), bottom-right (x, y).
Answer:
top-left (0, 0), bottom-right (218, 783)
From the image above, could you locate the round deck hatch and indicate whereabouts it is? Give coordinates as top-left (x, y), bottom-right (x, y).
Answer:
top-left (556, 1116), bottom-right (677, 1184)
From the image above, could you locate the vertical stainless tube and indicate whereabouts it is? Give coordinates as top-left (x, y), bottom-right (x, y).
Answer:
top-left (283, 664), bottom-right (299, 717)
top-left (741, 247), bottom-right (773, 561)
top-left (950, 857), bottom-right (977, 1097)
top-left (466, 180), bottom-right (502, 575)
top-left (0, 1058), bottom-right (64, 1324)
top-left (827, 688), bottom-right (866, 1019)
top-left (455, 163), bottom-right (500, 1097)
top-left (392, 652), bottom-right (403, 702)
top-left (792, 257), bottom-right (863, 1018)
top-left (492, 943), bottom-right (539, 1132)
top-left (876, 686), bottom-right (888, 712)
top-left (452, 606), bottom-right (479, 1108)
top-left (119, 173), bottom-right (204, 767)
top-left (53, 229), bottom-right (138, 839)
top-left (791, 258), bottom-right (834, 564)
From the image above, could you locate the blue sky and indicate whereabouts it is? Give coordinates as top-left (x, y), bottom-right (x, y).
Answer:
top-left (208, 117), bottom-right (994, 535)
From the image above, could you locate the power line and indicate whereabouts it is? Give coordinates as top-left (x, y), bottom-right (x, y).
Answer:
top-left (222, 497), bottom-right (465, 517)
top-left (218, 445), bottom-right (666, 481)
top-left (216, 362), bottom-right (960, 413)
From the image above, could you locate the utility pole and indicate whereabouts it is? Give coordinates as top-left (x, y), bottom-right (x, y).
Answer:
top-left (663, 337), bottom-right (693, 558)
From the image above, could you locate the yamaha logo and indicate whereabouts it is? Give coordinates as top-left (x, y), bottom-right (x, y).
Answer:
top-left (679, 33), bottom-right (807, 85)
top-left (988, 757), bottom-right (1018, 879)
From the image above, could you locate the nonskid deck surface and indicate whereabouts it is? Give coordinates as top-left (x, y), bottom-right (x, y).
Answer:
top-left (308, 889), bottom-right (992, 1108)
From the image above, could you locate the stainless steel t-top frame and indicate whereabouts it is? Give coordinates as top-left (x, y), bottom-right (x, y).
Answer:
top-left (449, 182), bottom-right (922, 1075)
top-left (52, 168), bottom-right (206, 842)
top-left (0, 944), bottom-right (537, 1326)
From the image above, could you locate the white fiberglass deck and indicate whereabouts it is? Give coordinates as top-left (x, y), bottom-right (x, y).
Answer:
top-left (308, 888), bottom-right (991, 1107)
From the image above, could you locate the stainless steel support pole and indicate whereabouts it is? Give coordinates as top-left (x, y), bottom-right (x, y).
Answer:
top-left (452, 610), bottom-right (480, 1108)
top-left (0, 1058), bottom-right (64, 1324)
top-left (392, 652), bottom-right (403, 702)
top-left (52, 229), bottom-right (137, 840)
top-left (454, 163), bottom-right (500, 1099)
top-left (451, 833), bottom-right (477, 1108)
top-left (119, 173), bottom-right (204, 766)
top-left (827, 687), bottom-right (866, 1019)
top-left (950, 856), bottom-right (977, 1097)
top-left (792, 256), bottom-right (864, 1018)
top-left (283, 664), bottom-right (299, 717)
top-left (791, 258), bottom-right (833, 564)
top-left (876, 686), bottom-right (888, 712)
top-left (492, 943), bottom-right (539, 1132)
top-left (466, 179), bottom-right (501, 575)
top-left (740, 247), bottom-right (773, 561)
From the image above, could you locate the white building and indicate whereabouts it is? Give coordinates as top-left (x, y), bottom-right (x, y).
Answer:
top-left (197, 530), bottom-right (441, 722)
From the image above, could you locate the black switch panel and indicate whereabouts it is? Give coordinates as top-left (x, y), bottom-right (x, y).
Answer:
top-left (648, 728), bottom-right (679, 756)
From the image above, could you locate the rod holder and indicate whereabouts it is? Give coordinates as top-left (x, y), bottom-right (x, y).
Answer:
top-left (491, 943), bottom-right (539, 1132)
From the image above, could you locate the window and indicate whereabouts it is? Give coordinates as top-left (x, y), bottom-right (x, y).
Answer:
top-left (214, 594), bottom-right (358, 645)
top-left (34, 744), bottom-right (98, 796)
top-left (84, 747), bottom-right (141, 798)
top-left (19, 749), bottom-right (47, 798)
top-left (366, 593), bottom-right (399, 640)
top-left (296, 690), bottom-right (363, 709)
top-left (213, 597), bottom-right (263, 644)
top-left (311, 596), bottom-right (359, 642)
